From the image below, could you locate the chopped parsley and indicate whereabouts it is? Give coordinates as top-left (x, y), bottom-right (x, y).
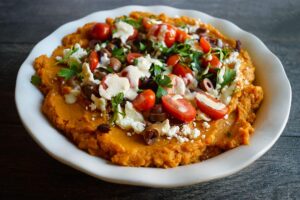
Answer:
top-left (154, 74), bottom-right (172, 98)
top-left (56, 46), bottom-right (78, 64)
top-left (110, 92), bottom-right (125, 124)
top-left (213, 47), bottom-right (230, 62)
top-left (139, 42), bottom-right (146, 51)
top-left (119, 16), bottom-right (142, 29)
top-left (221, 68), bottom-right (236, 87)
top-left (57, 62), bottom-right (81, 80)
top-left (112, 47), bottom-right (126, 63)
top-left (30, 74), bottom-right (41, 86)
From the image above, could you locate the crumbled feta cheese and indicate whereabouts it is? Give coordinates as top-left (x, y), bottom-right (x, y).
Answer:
top-left (64, 88), bottom-right (80, 104)
top-left (187, 25), bottom-right (199, 33)
top-left (99, 73), bottom-right (137, 100)
top-left (192, 128), bottom-right (201, 138)
top-left (220, 83), bottom-right (236, 105)
top-left (100, 53), bottom-right (110, 66)
top-left (202, 122), bottom-right (210, 129)
top-left (116, 102), bottom-right (145, 133)
top-left (224, 114), bottom-right (229, 119)
top-left (94, 44), bottom-right (101, 51)
top-left (113, 21), bottom-right (134, 44)
top-left (81, 63), bottom-right (100, 85)
top-left (91, 94), bottom-right (107, 111)
top-left (63, 43), bottom-right (87, 65)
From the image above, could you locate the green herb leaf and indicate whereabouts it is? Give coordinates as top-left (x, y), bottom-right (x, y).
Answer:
top-left (155, 74), bottom-right (172, 88)
top-left (112, 47), bottom-right (126, 63)
top-left (150, 64), bottom-right (164, 76)
top-left (57, 68), bottom-right (77, 80)
top-left (213, 47), bottom-right (230, 62)
top-left (191, 51), bottom-right (203, 72)
top-left (57, 46), bottom-right (79, 64)
top-left (30, 75), bottom-right (41, 86)
top-left (120, 17), bottom-right (142, 29)
top-left (110, 92), bottom-right (125, 124)
top-left (156, 86), bottom-right (168, 99)
top-left (139, 42), bottom-right (146, 51)
top-left (221, 68), bottom-right (236, 87)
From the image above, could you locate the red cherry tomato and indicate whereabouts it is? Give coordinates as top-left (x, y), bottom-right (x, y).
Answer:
top-left (132, 89), bottom-right (156, 111)
top-left (142, 17), bottom-right (153, 30)
top-left (89, 51), bottom-right (99, 72)
top-left (202, 55), bottom-right (221, 72)
top-left (167, 54), bottom-right (180, 66)
top-left (195, 91), bottom-right (228, 120)
top-left (90, 23), bottom-right (111, 41)
top-left (126, 53), bottom-right (143, 64)
top-left (148, 24), bottom-right (177, 47)
top-left (176, 29), bottom-right (190, 43)
top-left (200, 37), bottom-right (211, 53)
top-left (162, 95), bottom-right (196, 122)
top-left (172, 63), bottom-right (193, 78)
top-left (127, 28), bottom-right (138, 41)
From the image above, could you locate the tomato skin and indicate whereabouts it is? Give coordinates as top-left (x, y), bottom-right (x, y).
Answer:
top-left (195, 91), bottom-right (228, 120)
top-left (132, 89), bottom-right (156, 111)
top-left (90, 23), bottom-right (111, 41)
top-left (162, 95), bottom-right (196, 122)
top-left (200, 37), bottom-right (211, 53)
top-left (167, 54), bottom-right (180, 66)
top-left (176, 29), bottom-right (190, 43)
top-left (148, 24), bottom-right (177, 47)
top-left (172, 63), bottom-right (193, 78)
top-left (89, 51), bottom-right (99, 72)
top-left (127, 28), bottom-right (138, 41)
top-left (202, 55), bottom-right (221, 73)
top-left (142, 17), bottom-right (153, 30)
top-left (126, 53), bottom-right (143, 64)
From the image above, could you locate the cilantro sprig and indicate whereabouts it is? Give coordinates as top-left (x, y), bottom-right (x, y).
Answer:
top-left (154, 74), bottom-right (172, 98)
top-left (30, 74), bottom-right (41, 86)
top-left (112, 47), bottom-right (126, 63)
top-left (57, 62), bottom-right (81, 80)
top-left (118, 16), bottom-right (142, 29)
top-left (57, 46), bottom-right (78, 64)
top-left (110, 92), bottom-right (125, 124)
top-left (220, 68), bottom-right (236, 87)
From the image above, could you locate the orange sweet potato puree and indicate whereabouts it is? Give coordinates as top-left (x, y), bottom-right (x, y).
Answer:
top-left (33, 12), bottom-right (263, 168)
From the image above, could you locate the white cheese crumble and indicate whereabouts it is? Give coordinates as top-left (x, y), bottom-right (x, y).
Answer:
top-left (100, 53), bottom-right (110, 67)
top-left (59, 43), bottom-right (87, 65)
top-left (90, 94), bottom-right (107, 111)
top-left (169, 75), bottom-right (186, 95)
top-left (113, 21), bottom-right (134, 44)
top-left (99, 74), bottom-right (137, 100)
top-left (202, 122), bottom-right (210, 129)
top-left (81, 63), bottom-right (100, 85)
top-left (116, 102), bottom-right (145, 133)
top-left (64, 88), bottom-right (80, 104)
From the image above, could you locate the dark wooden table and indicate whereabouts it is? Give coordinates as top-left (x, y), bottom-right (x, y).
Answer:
top-left (1, 0), bottom-right (299, 199)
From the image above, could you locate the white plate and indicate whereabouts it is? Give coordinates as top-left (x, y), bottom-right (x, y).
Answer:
top-left (15, 5), bottom-right (291, 188)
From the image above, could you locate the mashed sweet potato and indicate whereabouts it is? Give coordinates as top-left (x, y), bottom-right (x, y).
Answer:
top-left (33, 12), bottom-right (263, 168)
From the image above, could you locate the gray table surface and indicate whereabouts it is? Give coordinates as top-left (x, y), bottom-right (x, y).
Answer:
top-left (1, 0), bottom-right (299, 199)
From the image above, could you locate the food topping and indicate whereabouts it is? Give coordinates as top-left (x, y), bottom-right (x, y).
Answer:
top-left (51, 14), bottom-right (246, 143)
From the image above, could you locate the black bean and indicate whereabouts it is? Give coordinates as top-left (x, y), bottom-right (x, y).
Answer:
top-left (97, 123), bottom-right (110, 133)
top-left (81, 84), bottom-right (99, 99)
top-left (143, 128), bottom-right (159, 145)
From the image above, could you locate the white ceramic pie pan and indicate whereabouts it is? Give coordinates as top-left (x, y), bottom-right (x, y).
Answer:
top-left (15, 5), bottom-right (291, 188)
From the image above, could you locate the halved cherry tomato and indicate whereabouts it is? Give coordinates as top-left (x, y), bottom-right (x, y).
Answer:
top-left (202, 55), bottom-right (221, 72)
top-left (142, 17), bottom-right (153, 30)
top-left (132, 89), bottom-right (156, 111)
top-left (89, 51), bottom-right (99, 72)
top-left (126, 53), bottom-right (143, 64)
top-left (127, 28), bottom-right (138, 41)
top-left (195, 91), bottom-right (228, 120)
top-left (148, 24), bottom-right (177, 47)
top-left (162, 95), bottom-right (196, 122)
top-left (90, 23), bottom-right (111, 41)
top-left (172, 63), bottom-right (193, 78)
top-left (167, 54), bottom-right (180, 66)
top-left (176, 29), bottom-right (190, 43)
top-left (200, 37), bottom-right (211, 53)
